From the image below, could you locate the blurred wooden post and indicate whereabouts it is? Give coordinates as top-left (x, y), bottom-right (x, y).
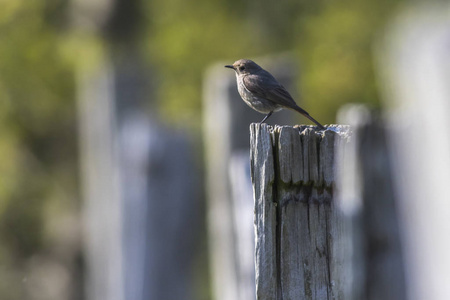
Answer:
top-left (74, 1), bottom-right (199, 300)
top-left (250, 123), bottom-right (351, 299)
top-left (336, 106), bottom-right (407, 300)
top-left (78, 58), bottom-right (199, 300)
top-left (376, 5), bottom-right (450, 299)
top-left (77, 55), bottom-right (124, 300)
top-left (203, 56), bottom-right (296, 300)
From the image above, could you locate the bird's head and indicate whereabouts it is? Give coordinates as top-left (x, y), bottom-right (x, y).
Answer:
top-left (225, 59), bottom-right (262, 75)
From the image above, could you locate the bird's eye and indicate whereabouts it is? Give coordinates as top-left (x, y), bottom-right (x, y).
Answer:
top-left (239, 66), bottom-right (245, 71)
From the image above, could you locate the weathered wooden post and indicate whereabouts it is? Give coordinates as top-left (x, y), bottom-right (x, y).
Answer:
top-left (250, 109), bottom-right (412, 300)
top-left (250, 124), bottom-right (351, 299)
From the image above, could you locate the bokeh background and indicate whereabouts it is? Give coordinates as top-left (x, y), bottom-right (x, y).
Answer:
top-left (0, 0), bottom-right (408, 299)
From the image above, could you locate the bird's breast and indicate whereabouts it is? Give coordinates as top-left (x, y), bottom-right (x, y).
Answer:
top-left (236, 76), bottom-right (279, 114)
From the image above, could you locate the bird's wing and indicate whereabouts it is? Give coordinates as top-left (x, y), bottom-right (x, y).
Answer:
top-left (243, 73), bottom-right (298, 108)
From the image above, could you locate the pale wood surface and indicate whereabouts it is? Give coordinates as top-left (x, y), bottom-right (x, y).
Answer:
top-left (250, 123), bottom-right (351, 300)
top-left (250, 124), bottom-right (278, 300)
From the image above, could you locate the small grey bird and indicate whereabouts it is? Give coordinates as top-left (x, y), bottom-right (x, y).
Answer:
top-left (225, 59), bottom-right (325, 129)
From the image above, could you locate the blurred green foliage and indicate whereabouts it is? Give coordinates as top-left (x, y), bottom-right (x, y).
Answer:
top-left (0, 0), bottom-right (77, 298)
top-left (143, 0), bottom-right (403, 125)
top-left (0, 0), bottom-right (403, 298)
top-left (298, 0), bottom-right (403, 122)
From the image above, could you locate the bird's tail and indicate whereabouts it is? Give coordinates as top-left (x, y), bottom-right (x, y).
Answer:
top-left (293, 105), bottom-right (325, 130)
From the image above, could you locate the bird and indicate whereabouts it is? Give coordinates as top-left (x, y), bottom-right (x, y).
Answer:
top-left (225, 59), bottom-right (325, 129)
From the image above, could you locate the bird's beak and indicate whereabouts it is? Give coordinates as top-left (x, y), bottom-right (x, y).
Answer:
top-left (225, 65), bottom-right (235, 70)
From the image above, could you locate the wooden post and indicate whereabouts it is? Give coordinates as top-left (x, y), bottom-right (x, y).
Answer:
top-left (378, 5), bottom-right (450, 300)
top-left (250, 123), bottom-right (351, 299)
top-left (335, 105), bottom-right (407, 300)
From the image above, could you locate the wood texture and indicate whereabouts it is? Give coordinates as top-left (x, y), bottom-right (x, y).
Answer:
top-left (250, 123), bottom-right (278, 300)
top-left (250, 124), bottom-right (351, 300)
